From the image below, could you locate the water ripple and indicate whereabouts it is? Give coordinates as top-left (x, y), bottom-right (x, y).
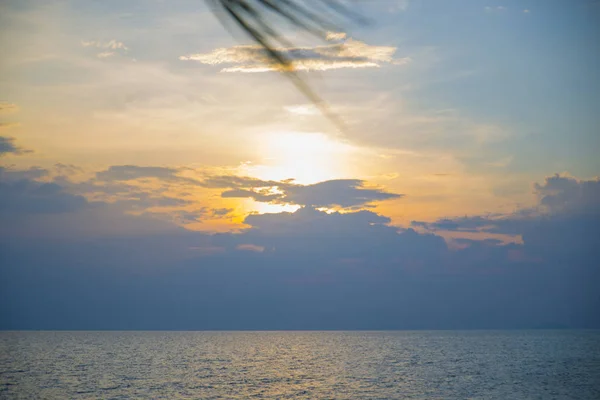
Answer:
top-left (1, 330), bottom-right (599, 399)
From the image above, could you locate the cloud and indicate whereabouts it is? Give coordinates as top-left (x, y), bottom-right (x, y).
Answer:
top-left (0, 165), bottom-right (202, 227)
top-left (0, 170), bottom-right (89, 215)
top-left (0, 167), bottom-right (187, 239)
top-left (236, 243), bottom-right (265, 253)
top-left (412, 174), bottom-right (600, 258)
top-left (180, 38), bottom-right (407, 73)
top-left (412, 215), bottom-right (507, 233)
top-left (284, 104), bottom-right (319, 116)
top-left (325, 31), bottom-right (347, 41)
top-left (54, 163), bottom-right (84, 175)
top-left (212, 208), bottom-right (234, 217)
top-left (54, 165), bottom-right (208, 225)
top-left (0, 104), bottom-right (24, 155)
top-left (96, 51), bottom-right (116, 58)
top-left (81, 39), bottom-right (128, 58)
top-left (1, 171), bottom-right (598, 330)
top-left (534, 174), bottom-right (600, 215)
top-left (0, 166), bottom-right (48, 181)
top-left (81, 40), bottom-right (128, 51)
top-left (24, 165), bottom-right (242, 228)
top-left (144, 208), bottom-right (209, 224)
top-left (97, 165), bottom-right (177, 181)
top-left (201, 175), bottom-right (282, 189)
top-left (95, 165), bottom-right (200, 185)
top-left (210, 175), bottom-right (401, 208)
top-left (0, 136), bottom-right (29, 156)
top-left (10, 165), bottom-right (397, 228)
top-left (283, 179), bottom-right (402, 208)
top-left (110, 192), bottom-right (191, 210)
top-left (242, 207), bottom-right (395, 239)
top-left (431, 174), bottom-right (600, 227)
top-left (222, 188), bottom-right (280, 203)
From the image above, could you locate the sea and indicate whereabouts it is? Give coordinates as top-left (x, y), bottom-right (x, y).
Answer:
top-left (1, 330), bottom-right (599, 399)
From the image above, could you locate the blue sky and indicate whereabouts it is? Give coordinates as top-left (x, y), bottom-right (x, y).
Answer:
top-left (1, 0), bottom-right (599, 329)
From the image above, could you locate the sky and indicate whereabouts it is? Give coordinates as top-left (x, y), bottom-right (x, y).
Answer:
top-left (1, 0), bottom-right (599, 330)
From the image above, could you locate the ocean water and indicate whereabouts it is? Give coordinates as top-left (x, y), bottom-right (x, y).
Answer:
top-left (1, 331), bottom-right (599, 399)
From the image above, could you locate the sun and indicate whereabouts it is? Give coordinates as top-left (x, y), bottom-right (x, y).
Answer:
top-left (248, 200), bottom-right (301, 215)
top-left (246, 130), bottom-right (357, 185)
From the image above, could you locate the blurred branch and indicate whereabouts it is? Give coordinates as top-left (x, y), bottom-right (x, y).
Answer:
top-left (206, 0), bottom-right (367, 132)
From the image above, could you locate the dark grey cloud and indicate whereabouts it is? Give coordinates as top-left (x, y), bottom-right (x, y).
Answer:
top-left (143, 208), bottom-right (209, 224)
top-left (411, 216), bottom-right (498, 233)
top-left (244, 207), bottom-right (392, 236)
top-left (2, 199), bottom-right (598, 330)
top-left (202, 175), bottom-right (282, 189)
top-left (111, 192), bottom-right (191, 210)
top-left (65, 178), bottom-right (142, 197)
top-left (0, 176), bottom-right (89, 215)
top-left (0, 166), bottom-right (48, 181)
top-left (412, 174), bottom-right (600, 236)
top-left (535, 174), bottom-right (600, 215)
top-left (54, 165), bottom-right (203, 221)
top-left (214, 176), bottom-right (401, 208)
top-left (410, 174), bottom-right (600, 271)
top-left (170, 208), bottom-right (208, 223)
top-left (1, 171), bottom-right (598, 330)
top-left (70, 167), bottom-right (402, 213)
top-left (212, 208), bottom-right (234, 217)
top-left (96, 165), bottom-right (200, 185)
top-left (283, 179), bottom-right (402, 208)
top-left (0, 166), bottom-right (234, 229)
top-left (0, 136), bottom-right (29, 156)
top-left (221, 188), bottom-right (280, 203)
top-left (96, 165), bottom-right (177, 181)
top-left (54, 163), bottom-right (84, 175)
top-left (411, 219), bottom-right (463, 231)
top-left (0, 171), bottom-right (188, 240)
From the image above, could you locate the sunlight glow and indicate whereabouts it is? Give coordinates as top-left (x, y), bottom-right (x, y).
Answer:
top-left (248, 131), bottom-right (357, 184)
top-left (251, 201), bottom-right (301, 215)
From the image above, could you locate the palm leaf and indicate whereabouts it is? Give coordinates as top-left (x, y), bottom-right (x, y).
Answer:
top-left (206, 0), bottom-right (366, 131)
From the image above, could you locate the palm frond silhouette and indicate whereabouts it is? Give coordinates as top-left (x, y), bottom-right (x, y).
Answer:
top-left (206, 0), bottom-right (366, 131)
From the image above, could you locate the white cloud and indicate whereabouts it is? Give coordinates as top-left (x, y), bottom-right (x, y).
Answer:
top-left (81, 40), bottom-right (128, 51)
top-left (96, 51), bottom-right (116, 58)
top-left (81, 39), bottom-right (128, 58)
top-left (180, 38), bottom-right (407, 73)
top-left (284, 104), bottom-right (319, 116)
top-left (325, 31), bottom-right (347, 41)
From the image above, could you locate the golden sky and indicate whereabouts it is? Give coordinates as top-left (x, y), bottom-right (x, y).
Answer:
top-left (1, 0), bottom-right (598, 239)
